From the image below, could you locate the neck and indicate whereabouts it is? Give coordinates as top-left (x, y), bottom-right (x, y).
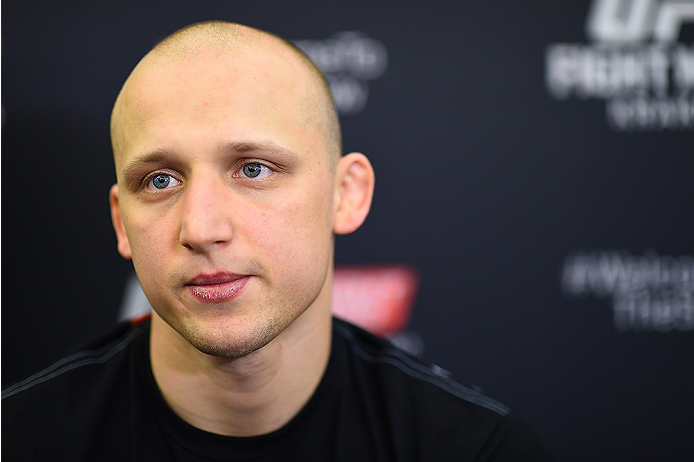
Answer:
top-left (149, 297), bottom-right (332, 436)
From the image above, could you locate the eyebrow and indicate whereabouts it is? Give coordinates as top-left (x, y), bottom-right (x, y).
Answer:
top-left (121, 150), bottom-right (177, 185)
top-left (223, 140), bottom-right (301, 164)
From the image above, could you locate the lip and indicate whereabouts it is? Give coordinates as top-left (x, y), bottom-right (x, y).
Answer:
top-left (186, 272), bottom-right (250, 303)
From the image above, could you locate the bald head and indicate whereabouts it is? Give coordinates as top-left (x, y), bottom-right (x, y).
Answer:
top-left (110, 21), bottom-right (341, 168)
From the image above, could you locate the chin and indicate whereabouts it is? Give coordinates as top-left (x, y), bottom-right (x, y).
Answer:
top-left (181, 314), bottom-right (288, 359)
top-left (189, 333), bottom-right (275, 359)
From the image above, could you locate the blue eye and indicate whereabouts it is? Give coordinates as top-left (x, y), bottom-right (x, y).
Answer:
top-left (147, 173), bottom-right (181, 190)
top-left (241, 162), bottom-right (272, 179)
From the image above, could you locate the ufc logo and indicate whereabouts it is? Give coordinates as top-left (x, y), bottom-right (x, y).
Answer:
top-left (587, 0), bottom-right (694, 43)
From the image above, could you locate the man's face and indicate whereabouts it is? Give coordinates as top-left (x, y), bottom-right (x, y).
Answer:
top-left (111, 45), bottom-right (337, 357)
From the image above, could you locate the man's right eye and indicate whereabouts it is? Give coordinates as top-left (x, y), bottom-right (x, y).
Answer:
top-left (147, 173), bottom-right (181, 190)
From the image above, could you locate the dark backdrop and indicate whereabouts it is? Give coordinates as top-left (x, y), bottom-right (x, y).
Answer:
top-left (3, 2), bottom-right (693, 461)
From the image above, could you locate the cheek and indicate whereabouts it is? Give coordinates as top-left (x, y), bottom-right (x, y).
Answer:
top-left (124, 211), bottom-right (174, 286)
top-left (245, 187), bottom-right (334, 275)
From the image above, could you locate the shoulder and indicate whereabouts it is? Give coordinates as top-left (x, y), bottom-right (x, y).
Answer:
top-left (332, 317), bottom-right (510, 415)
top-left (2, 317), bottom-right (150, 460)
top-left (3, 317), bottom-right (148, 401)
top-left (332, 318), bottom-right (553, 461)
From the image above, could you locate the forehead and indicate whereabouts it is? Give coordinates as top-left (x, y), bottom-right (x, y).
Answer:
top-left (113, 43), bottom-right (321, 169)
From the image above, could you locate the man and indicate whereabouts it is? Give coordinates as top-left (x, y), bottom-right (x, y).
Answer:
top-left (3, 21), bottom-right (552, 460)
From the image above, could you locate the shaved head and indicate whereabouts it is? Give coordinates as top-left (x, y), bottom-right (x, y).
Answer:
top-left (108, 20), bottom-right (375, 366)
top-left (111, 21), bottom-right (341, 168)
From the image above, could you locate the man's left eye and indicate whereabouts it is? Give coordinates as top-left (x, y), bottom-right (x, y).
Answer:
top-left (240, 162), bottom-right (272, 179)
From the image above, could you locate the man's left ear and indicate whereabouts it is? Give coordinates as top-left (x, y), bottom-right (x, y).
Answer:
top-left (333, 152), bottom-right (375, 235)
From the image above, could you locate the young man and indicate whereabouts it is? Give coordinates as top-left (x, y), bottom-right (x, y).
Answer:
top-left (3, 21), bottom-right (552, 461)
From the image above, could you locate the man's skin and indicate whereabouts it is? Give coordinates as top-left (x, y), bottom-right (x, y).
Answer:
top-left (109, 21), bottom-right (375, 437)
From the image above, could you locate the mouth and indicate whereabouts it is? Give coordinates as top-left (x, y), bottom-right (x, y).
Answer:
top-left (186, 272), bottom-right (251, 303)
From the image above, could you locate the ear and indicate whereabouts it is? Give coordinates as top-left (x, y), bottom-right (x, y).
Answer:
top-left (333, 152), bottom-right (375, 235)
top-left (109, 184), bottom-right (133, 260)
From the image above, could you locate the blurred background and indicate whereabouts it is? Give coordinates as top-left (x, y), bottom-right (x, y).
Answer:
top-left (2, 1), bottom-right (693, 460)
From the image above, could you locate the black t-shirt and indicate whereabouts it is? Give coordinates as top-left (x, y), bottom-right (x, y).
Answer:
top-left (2, 317), bottom-right (552, 461)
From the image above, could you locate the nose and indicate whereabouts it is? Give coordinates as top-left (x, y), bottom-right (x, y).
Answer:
top-left (179, 171), bottom-right (233, 253)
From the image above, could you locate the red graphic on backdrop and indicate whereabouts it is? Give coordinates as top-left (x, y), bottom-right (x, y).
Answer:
top-left (332, 265), bottom-right (419, 336)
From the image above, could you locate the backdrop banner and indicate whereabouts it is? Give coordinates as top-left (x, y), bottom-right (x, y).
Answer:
top-left (3, 2), bottom-right (693, 460)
